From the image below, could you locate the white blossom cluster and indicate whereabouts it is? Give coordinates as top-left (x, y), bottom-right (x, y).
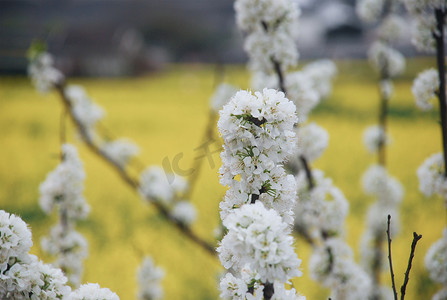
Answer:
top-left (377, 14), bottom-right (406, 42)
top-left (67, 283), bottom-right (119, 300)
top-left (39, 144), bottom-right (90, 287)
top-left (235, 0), bottom-right (299, 74)
top-left (210, 83), bottom-right (239, 113)
top-left (0, 210), bottom-right (118, 299)
top-left (363, 125), bottom-right (391, 153)
top-left (360, 164), bottom-right (403, 277)
top-left (368, 41), bottom-right (406, 78)
top-left (217, 87), bottom-right (303, 298)
top-left (28, 52), bottom-right (64, 93)
top-left (309, 237), bottom-right (372, 300)
top-left (136, 256), bottom-right (164, 300)
top-left (403, 0), bottom-right (444, 52)
top-left (101, 138), bottom-right (140, 168)
top-left (139, 166), bottom-right (196, 225)
top-left (356, 0), bottom-right (385, 23)
top-left (295, 170), bottom-right (349, 239)
top-left (40, 225), bottom-right (88, 287)
top-left (64, 85), bottom-right (105, 140)
top-left (417, 152), bottom-right (447, 198)
top-left (39, 144), bottom-right (90, 219)
top-left (218, 89), bottom-right (297, 222)
top-left (218, 202), bottom-right (302, 283)
top-left (425, 227), bottom-right (447, 291)
top-left (251, 60), bottom-right (337, 123)
top-left (296, 123), bottom-right (329, 163)
top-left (412, 68), bottom-right (440, 111)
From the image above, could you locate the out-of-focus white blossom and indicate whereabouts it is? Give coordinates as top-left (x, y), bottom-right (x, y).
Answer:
top-left (417, 152), bottom-right (447, 198)
top-left (139, 166), bottom-right (188, 205)
top-left (101, 138), bottom-right (139, 167)
top-left (302, 59), bottom-right (338, 99)
top-left (363, 125), bottom-right (391, 153)
top-left (404, 0), bottom-right (446, 14)
top-left (309, 238), bottom-right (372, 300)
top-left (377, 14), bottom-right (406, 42)
top-left (368, 41), bottom-right (406, 78)
top-left (244, 29), bottom-right (298, 75)
top-left (296, 122), bottom-right (329, 162)
top-left (425, 227), bottom-right (447, 285)
top-left (217, 202), bottom-right (302, 283)
top-left (356, 0), bottom-right (384, 23)
top-left (234, 0), bottom-right (300, 32)
top-left (251, 71), bottom-right (319, 122)
top-left (41, 225), bottom-right (88, 287)
top-left (28, 52), bottom-right (64, 93)
top-left (210, 83), bottom-right (239, 113)
top-left (64, 85), bottom-right (104, 139)
top-left (380, 79), bottom-right (394, 99)
top-left (295, 170), bottom-right (349, 238)
top-left (0, 210), bottom-right (33, 272)
top-left (39, 144), bottom-right (90, 220)
top-left (412, 68), bottom-right (439, 111)
top-left (362, 164), bottom-right (404, 205)
top-left (171, 201), bottom-right (197, 225)
top-left (136, 256), bottom-right (164, 300)
top-left (68, 283), bottom-right (119, 300)
top-left (411, 17), bottom-right (437, 53)
top-left (432, 287), bottom-right (447, 300)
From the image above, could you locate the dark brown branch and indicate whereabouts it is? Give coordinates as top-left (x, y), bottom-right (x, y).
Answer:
top-left (300, 155), bottom-right (314, 190)
top-left (386, 215), bottom-right (398, 300)
top-left (400, 232), bottom-right (422, 300)
top-left (378, 87), bottom-right (388, 166)
top-left (263, 282), bottom-right (274, 300)
top-left (434, 8), bottom-right (447, 177)
top-left (54, 83), bottom-right (216, 256)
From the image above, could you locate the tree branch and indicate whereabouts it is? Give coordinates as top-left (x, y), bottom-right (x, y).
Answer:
top-left (386, 215), bottom-right (398, 300)
top-left (400, 232), bottom-right (422, 300)
top-left (54, 82), bottom-right (216, 256)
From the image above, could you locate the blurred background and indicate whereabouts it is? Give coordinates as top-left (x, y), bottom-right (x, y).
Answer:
top-left (1, 0), bottom-right (418, 76)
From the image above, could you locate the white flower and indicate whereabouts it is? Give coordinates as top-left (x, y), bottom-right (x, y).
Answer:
top-left (302, 59), bottom-right (338, 99)
top-left (411, 16), bottom-right (437, 53)
top-left (309, 238), bottom-right (372, 300)
top-left (271, 281), bottom-right (306, 300)
top-left (377, 14), bottom-right (406, 42)
top-left (425, 227), bottom-right (447, 285)
top-left (28, 52), bottom-right (64, 93)
top-left (210, 83), bottom-right (238, 113)
top-left (171, 201), bottom-right (197, 225)
top-left (417, 152), bottom-right (447, 197)
top-left (380, 79), bottom-right (394, 99)
top-left (404, 0), bottom-right (446, 14)
top-left (356, 0), bottom-right (384, 23)
top-left (139, 166), bottom-right (188, 205)
top-left (219, 272), bottom-right (248, 300)
top-left (295, 170), bottom-right (349, 237)
top-left (363, 125), bottom-right (391, 153)
top-left (412, 68), bottom-right (439, 111)
top-left (368, 42), bottom-right (405, 78)
top-left (217, 202), bottom-right (302, 283)
top-left (432, 287), bottom-right (447, 300)
top-left (101, 138), bottom-right (139, 167)
top-left (68, 283), bottom-right (119, 300)
top-left (296, 122), bottom-right (329, 162)
top-left (64, 85), bottom-right (104, 138)
top-left (362, 164), bottom-right (404, 205)
top-left (39, 144), bottom-right (90, 220)
top-left (137, 256), bottom-right (164, 300)
top-left (41, 225), bottom-right (88, 287)
top-left (0, 210), bottom-right (33, 272)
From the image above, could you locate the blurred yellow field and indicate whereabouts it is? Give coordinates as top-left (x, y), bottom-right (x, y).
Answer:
top-left (0, 58), bottom-right (444, 299)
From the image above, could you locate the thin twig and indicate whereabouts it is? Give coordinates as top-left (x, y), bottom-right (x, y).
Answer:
top-left (434, 8), bottom-right (447, 177)
top-left (386, 215), bottom-right (398, 300)
top-left (54, 82), bottom-right (216, 256)
top-left (400, 232), bottom-right (422, 300)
